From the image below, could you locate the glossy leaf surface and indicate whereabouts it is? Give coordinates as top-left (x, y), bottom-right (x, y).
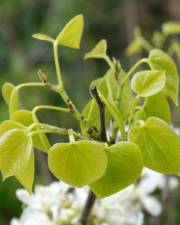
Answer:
top-left (84, 39), bottom-right (107, 60)
top-left (56, 15), bottom-right (84, 49)
top-left (129, 117), bottom-right (180, 175)
top-left (2, 82), bottom-right (15, 105)
top-left (9, 88), bottom-right (19, 117)
top-left (48, 141), bottom-right (107, 187)
top-left (16, 152), bottom-right (34, 192)
top-left (148, 49), bottom-right (179, 105)
top-left (135, 92), bottom-right (171, 123)
top-left (90, 142), bottom-right (143, 198)
top-left (131, 70), bottom-right (166, 97)
top-left (32, 33), bottom-right (54, 42)
top-left (0, 129), bottom-right (32, 179)
top-left (12, 110), bottom-right (50, 152)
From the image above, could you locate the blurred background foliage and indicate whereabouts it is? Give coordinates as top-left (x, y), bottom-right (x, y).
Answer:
top-left (0, 0), bottom-right (180, 224)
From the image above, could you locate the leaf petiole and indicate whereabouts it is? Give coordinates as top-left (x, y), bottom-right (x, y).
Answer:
top-left (121, 58), bottom-right (149, 86)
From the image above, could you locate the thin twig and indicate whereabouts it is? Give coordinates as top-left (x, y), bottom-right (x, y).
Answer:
top-left (90, 86), bottom-right (108, 142)
top-left (79, 86), bottom-right (108, 225)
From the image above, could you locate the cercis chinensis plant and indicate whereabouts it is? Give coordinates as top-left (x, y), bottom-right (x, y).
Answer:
top-left (0, 15), bottom-right (180, 224)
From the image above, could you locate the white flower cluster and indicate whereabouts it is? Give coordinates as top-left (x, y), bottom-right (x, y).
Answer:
top-left (11, 169), bottom-right (179, 225)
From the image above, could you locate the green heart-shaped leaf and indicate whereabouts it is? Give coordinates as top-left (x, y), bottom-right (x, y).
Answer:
top-left (12, 110), bottom-right (50, 152)
top-left (84, 39), bottom-right (107, 60)
top-left (135, 92), bottom-right (171, 123)
top-left (162, 21), bottom-right (180, 35)
top-left (129, 117), bottom-right (180, 175)
top-left (32, 33), bottom-right (54, 43)
top-left (16, 151), bottom-right (34, 192)
top-left (148, 49), bottom-right (179, 105)
top-left (2, 82), bottom-right (15, 105)
top-left (90, 142), bottom-right (143, 198)
top-left (0, 129), bottom-right (33, 179)
top-left (48, 140), bottom-right (107, 187)
top-left (0, 120), bottom-right (34, 191)
top-left (131, 70), bottom-right (166, 97)
top-left (56, 14), bottom-right (84, 49)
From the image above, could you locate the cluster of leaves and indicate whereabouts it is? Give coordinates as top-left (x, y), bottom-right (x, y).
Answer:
top-left (126, 21), bottom-right (180, 60)
top-left (0, 15), bottom-right (180, 199)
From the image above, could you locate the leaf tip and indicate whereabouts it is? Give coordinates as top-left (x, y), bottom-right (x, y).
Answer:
top-left (32, 33), bottom-right (54, 43)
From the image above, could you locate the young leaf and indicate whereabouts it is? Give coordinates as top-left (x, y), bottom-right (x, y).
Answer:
top-left (125, 38), bottom-right (142, 56)
top-left (81, 69), bottom-right (118, 133)
top-left (81, 99), bottom-right (101, 134)
top-left (32, 33), bottom-right (54, 43)
top-left (118, 77), bottom-right (134, 121)
top-left (56, 14), bottom-right (84, 49)
top-left (90, 69), bottom-right (119, 100)
top-left (16, 152), bottom-right (34, 192)
top-left (151, 31), bottom-right (165, 47)
top-left (99, 93), bottom-right (125, 139)
top-left (0, 119), bottom-right (35, 192)
top-left (129, 117), bottom-right (180, 175)
top-left (90, 142), bottom-right (143, 198)
top-left (148, 49), bottom-right (179, 105)
top-left (9, 87), bottom-right (19, 117)
top-left (12, 110), bottom-right (34, 126)
top-left (12, 110), bottom-right (50, 152)
top-left (162, 21), bottom-right (180, 35)
top-left (0, 129), bottom-right (33, 179)
top-left (84, 39), bottom-right (107, 60)
top-left (0, 120), bottom-right (24, 136)
top-left (2, 82), bottom-right (15, 105)
top-left (135, 92), bottom-right (171, 123)
top-left (48, 140), bottom-right (107, 187)
top-left (131, 70), bottom-right (166, 97)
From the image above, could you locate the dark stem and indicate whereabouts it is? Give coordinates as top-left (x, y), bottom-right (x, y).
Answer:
top-left (79, 191), bottom-right (96, 225)
top-left (90, 86), bottom-right (108, 142)
top-left (79, 86), bottom-right (107, 225)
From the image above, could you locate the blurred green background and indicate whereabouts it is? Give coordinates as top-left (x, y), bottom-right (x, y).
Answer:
top-left (0, 0), bottom-right (180, 224)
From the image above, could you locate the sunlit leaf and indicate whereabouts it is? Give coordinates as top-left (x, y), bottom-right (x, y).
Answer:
top-left (148, 49), bottom-right (179, 105)
top-left (9, 87), bottom-right (19, 117)
top-left (0, 120), bottom-right (24, 137)
top-left (48, 140), bottom-right (107, 187)
top-left (118, 75), bottom-right (134, 121)
top-left (135, 92), bottom-right (171, 123)
top-left (84, 39), bottom-right (107, 60)
top-left (56, 14), bottom-right (84, 49)
top-left (90, 142), bottom-right (143, 198)
top-left (12, 110), bottom-right (50, 152)
top-left (12, 110), bottom-right (33, 126)
top-left (32, 33), bottom-right (54, 43)
top-left (0, 120), bottom-right (34, 192)
top-left (129, 117), bottom-right (180, 175)
top-left (16, 152), bottom-right (34, 192)
top-left (131, 70), bottom-right (166, 97)
top-left (2, 82), bottom-right (15, 105)
top-left (162, 21), bottom-right (180, 35)
top-left (0, 129), bottom-right (33, 179)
